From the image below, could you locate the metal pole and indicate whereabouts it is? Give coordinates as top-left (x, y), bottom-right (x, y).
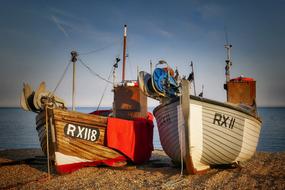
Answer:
top-left (225, 44), bottom-right (232, 83)
top-left (191, 61), bottom-right (196, 96)
top-left (71, 51), bottom-right (78, 111)
top-left (122, 25), bottom-right (127, 82)
top-left (45, 106), bottom-right (51, 180)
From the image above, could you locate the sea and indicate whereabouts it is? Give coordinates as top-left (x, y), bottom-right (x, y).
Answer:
top-left (0, 107), bottom-right (284, 152)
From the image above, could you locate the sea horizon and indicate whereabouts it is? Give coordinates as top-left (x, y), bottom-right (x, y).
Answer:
top-left (0, 107), bottom-right (284, 152)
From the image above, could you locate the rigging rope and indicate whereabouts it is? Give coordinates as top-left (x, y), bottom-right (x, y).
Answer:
top-left (79, 40), bottom-right (120, 56)
top-left (50, 50), bottom-right (116, 111)
top-left (52, 60), bottom-right (72, 95)
top-left (78, 58), bottom-right (113, 84)
top-left (96, 66), bottom-right (114, 111)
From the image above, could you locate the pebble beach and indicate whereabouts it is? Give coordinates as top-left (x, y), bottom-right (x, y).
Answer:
top-left (0, 149), bottom-right (284, 190)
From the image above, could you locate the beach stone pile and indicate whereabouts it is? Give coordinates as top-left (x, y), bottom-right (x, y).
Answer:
top-left (0, 149), bottom-right (284, 189)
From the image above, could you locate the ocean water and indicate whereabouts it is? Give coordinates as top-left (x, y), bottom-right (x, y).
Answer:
top-left (0, 107), bottom-right (284, 152)
top-left (256, 107), bottom-right (285, 152)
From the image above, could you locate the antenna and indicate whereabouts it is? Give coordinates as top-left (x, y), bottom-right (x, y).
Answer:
top-left (113, 56), bottom-right (120, 86)
top-left (122, 25), bottom-right (127, 82)
top-left (190, 61), bottom-right (196, 96)
top-left (224, 27), bottom-right (232, 82)
top-left (198, 84), bottom-right (204, 97)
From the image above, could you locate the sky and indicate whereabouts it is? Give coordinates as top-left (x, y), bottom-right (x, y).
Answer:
top-left (0, 0), bottom-right (285, 108)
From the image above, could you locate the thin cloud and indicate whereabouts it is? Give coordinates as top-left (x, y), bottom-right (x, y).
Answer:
top-left (51, 15), bottom-right (70, 38)
top-left (48, 8), bottom-right (116, 44)
top-left (197, 3), bottom-right (224, 20)
top-left (141, 20), bottom-right (174, 38)
top-left (157, 28), bottom-right (173, 38)
top-left (49, 7), bottom-right (84, 22)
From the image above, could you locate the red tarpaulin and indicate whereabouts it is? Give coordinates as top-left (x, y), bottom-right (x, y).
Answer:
top-left (106, 113), bottom-right (154, 164)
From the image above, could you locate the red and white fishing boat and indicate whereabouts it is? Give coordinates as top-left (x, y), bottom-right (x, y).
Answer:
top-left (20, 25), bottom-right (154, 174)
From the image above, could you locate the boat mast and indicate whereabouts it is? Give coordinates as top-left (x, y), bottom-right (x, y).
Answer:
top-left (190, 61), bottom-right (196, 96)
top-left (71, 51), bottom-right (78, 111)
top-left (225, 43), bottom-right (232, 82)
top-left (122, 25), bottom-right (127, 82)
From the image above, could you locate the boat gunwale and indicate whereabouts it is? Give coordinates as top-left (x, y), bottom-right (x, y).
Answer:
top-left (52, 108), bottom-right (108, 121)
top-left (153, 95), bottom-right (262, 123)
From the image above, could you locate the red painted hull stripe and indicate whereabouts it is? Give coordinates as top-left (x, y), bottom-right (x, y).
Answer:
top-left (56, 156), bottom-right (126, 174)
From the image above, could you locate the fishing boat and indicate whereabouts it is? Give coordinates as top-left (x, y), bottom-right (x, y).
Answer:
top-left (138, 44), bottom-right (262, 174)
top-left (20, 25), bottom-right (154, 174)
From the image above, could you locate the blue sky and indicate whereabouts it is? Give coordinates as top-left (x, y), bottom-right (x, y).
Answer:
top-left (0, 0), bottom-right (284, 107)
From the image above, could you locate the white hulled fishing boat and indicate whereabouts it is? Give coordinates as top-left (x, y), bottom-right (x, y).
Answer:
top-left (139, 43), bottom-right (262, 174)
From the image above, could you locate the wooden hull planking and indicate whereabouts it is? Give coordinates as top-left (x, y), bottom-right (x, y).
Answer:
top-left (36, 108), bottom-right (127, 173)
top-left (154, 97), bottom-right (261, 173)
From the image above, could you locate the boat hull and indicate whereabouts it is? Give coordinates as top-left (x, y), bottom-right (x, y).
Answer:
top-left (36, 108), bottom-right (127, 174)
top-left (154, 96), bottom-right (262, 173)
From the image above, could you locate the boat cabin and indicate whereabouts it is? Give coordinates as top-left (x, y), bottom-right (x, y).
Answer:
top-left (226, 76), bottom-right (256, 106)
top-left (113, 81), bottom-right (147, 120)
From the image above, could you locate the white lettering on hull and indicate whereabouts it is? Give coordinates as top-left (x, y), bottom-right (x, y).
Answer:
top-left (64, 124), bottom-right (100, 142)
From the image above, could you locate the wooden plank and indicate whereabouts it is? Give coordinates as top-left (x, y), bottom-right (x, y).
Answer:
top-left (56, 137), bottom-right (124, 161)
top-left (35, 107), bottom-right (125, 165)
top-left (53, 108), bottom-right (107, 127)
top-left (181, 79), bottom-right (194, 174)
